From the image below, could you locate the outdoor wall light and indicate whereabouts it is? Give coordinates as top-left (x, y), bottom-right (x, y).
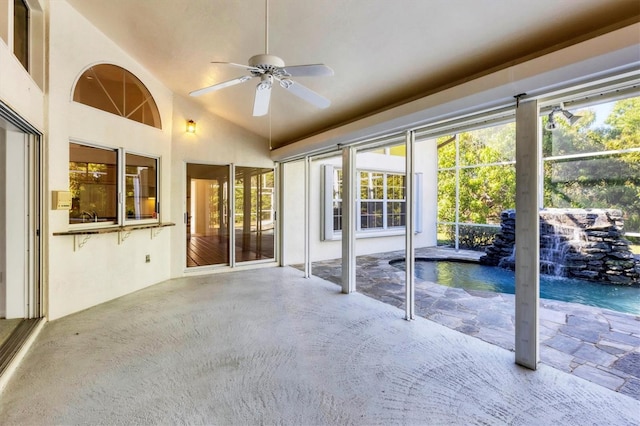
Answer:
top-left (545, 104), bottom-right (582, 131)
top-left (186, 119), bottom-right (196, 133)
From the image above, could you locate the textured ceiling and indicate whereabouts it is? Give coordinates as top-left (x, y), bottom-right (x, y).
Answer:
top-left (66, 0), bottom-right (639, 149)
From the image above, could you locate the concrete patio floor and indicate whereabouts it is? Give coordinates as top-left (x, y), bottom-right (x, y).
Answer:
top-left (303, 247), bottom-right (640, 400)
top-left (0, 267), bottom-right (638, 425)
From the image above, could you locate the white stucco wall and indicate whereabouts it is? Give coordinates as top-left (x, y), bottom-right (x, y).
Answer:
top-left (3, 0), bottom-right (274, 320)
top-left (169, 94), bottom-right (272, 277)
top-left (281, 160), bottom-right (306, 266)
top-left (0, 34), bottom-right (44, 130)
top-left (46, 1), bottom-right (175, 319)
top-left (281, 140), bottom-right (438, 265)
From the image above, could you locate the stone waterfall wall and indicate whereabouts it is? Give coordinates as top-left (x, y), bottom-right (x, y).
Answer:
top-left (480, 208), bottom-right (640, 285)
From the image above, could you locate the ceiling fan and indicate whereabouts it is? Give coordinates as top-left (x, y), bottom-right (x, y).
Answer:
top-left (189, 0), bottom-right (334, 116)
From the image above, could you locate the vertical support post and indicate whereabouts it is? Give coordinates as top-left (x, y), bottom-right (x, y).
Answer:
top-left (454, 134), bottom-right (460, 251)
top-left (405, 131), bottom-right (415, 320)
top-left (341, 146), bottom-right (356, 294)
top-left (304, 156), bottom-right (311, 278)
top-left (515, 100), bottom-right (540, 370)
top-left (276, 162), bottom-right (284, 266)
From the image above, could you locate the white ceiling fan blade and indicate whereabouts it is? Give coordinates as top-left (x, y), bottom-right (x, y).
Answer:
top-left (253, 78), bottom-right (272, 116)
top-left (189, 75), bottom-right (252, 97)
top-left (280, 79), bottom-right (330, 109)
top-left (282, 64), bottom-right (334, 77)
top-left (211, 62), bottom-right (264, 74)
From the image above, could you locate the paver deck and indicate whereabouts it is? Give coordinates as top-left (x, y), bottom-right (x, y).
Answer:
top-left (300, 247), bottom-right (640, 400)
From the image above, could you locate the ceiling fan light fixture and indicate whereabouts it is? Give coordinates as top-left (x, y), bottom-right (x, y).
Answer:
top-left (257, 74), bottom-right (273, 91)
top-left (248, 54), bottom-right (285, 70)
top-left (189, 0), bottom-right (333, 116)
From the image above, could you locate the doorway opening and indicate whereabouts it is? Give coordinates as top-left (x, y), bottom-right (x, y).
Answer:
top-left (186, 163), bottom-right (275, 268)
top-left (0, 102), bottom-right (43, 367)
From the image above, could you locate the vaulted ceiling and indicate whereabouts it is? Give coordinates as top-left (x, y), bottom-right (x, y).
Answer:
top-left (66, 0), bottom-right (639, 149)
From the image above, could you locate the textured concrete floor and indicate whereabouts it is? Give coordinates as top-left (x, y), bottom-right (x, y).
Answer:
top-left (0, 267), bottom-right (638, 425)
top-left (303, 247), bottom-right (640, 398)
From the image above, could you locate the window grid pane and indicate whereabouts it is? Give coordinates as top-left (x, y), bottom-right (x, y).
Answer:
top-left (330, 168), bottom-right (407, 233)
top-left (387, 201), bottom-right (406, 227)
top-left (125, 153), bottom-right (158, 221)
top-left (360, 201), bottom-right (383, 229)
top-left (69, 143), bottom-right (118, 224)
top-left (73, 64), bottom-right (162, 129)
top-left (332, 169), bottom-right (343, 231)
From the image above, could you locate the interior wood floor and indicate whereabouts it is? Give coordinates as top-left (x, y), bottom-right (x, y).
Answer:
top-left (187, 232), bottom-right (274, 267)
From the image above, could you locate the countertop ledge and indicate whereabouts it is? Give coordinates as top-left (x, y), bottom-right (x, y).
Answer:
top-left (53, 222), bottom-right (175, 236)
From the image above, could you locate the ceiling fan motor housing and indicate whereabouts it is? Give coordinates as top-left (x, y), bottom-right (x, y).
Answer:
top-left (249, 54), bottom-right (286, 74)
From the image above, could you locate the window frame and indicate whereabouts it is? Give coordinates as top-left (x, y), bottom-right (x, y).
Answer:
top-left (73, 64), bottom-right (162, 129)
top-left (322, 165), bottom-right (419, 241)
top-left (69, 140), bottom-right (161, 229)
top-left (123, 151), bottom-right (160, 225)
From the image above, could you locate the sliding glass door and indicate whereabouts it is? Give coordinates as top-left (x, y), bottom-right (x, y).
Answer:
top-left (186, 164), bottom-right (275, 268)
top-left (186, 164), bottom-right (230, 267)
top-left (235, 167), bottom-right (275, 262)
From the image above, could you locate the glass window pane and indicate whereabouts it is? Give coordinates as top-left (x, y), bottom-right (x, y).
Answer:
top-left (543, 96), bottom-right (640, 157)
top-left (437, 135), bottom-right (456, 169)
top-left (333, 201), bottom-right (342, 231)
top-left (360, 201), bottom-right (383, 229)
top-left (437, 170), bottom-right (456, 223)
top-left (69, 143), bottom-right (118, 225)
top-left (387, 201), bottom-right (406, 227)
top-left (543, 95), bottom-right (640, 234)
top-left (186, 164), bottom-right (230, 267)
top-left (73, 64), bottom-right (162, 129)
top-left (458, 165), bottom-right (515, 224)
top-left (389, 144), bottom-right (406, 157)
top-left (13, 0), bottom-right (29, 70)
top-left (459, 123), bottom-right (516, 166)
top-left (386, 174), bottom-right (405, 199)
top-left (125, 153), bottom-right (158, 221)
top-left (333, 169), bottom-right (342, 200)
top-left (371, 173), bottom-right (384, 199)
top-left (359, 172), bottom-right (369, 199)
top-left (544, 152), bottom-right (640, 233)
top-left (235, 167), bottom-right (274, 262)
top-left (74, 67), bottom-right (121, 116)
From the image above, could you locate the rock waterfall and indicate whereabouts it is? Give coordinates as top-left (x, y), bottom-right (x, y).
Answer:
top-left (480, 208), bottom-right (640, 285)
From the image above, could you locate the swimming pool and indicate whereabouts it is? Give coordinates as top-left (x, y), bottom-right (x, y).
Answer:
top-left (391, 260), bottom-right (640, 315)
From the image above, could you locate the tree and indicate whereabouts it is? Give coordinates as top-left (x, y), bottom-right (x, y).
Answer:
top-left (543, 98), bottom-right (640, 233)
top-left (438, 95), bottom-right (640, 248)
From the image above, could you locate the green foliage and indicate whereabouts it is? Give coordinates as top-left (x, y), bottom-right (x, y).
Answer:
top-left (543, 98), bottom-right (640, 233)
top-left (438, 96), bottom-right (640, 240)
top-left (437, 123), bottom-right (516, 226)
top-left (455, 225), bottom-right (500, 250)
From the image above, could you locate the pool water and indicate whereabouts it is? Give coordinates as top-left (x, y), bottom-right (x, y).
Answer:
top-left (393, 260), bottom-right (640, 315)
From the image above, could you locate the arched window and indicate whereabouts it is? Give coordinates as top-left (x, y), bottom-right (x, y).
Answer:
top-left (73, 64), bottom-right (161, 129)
